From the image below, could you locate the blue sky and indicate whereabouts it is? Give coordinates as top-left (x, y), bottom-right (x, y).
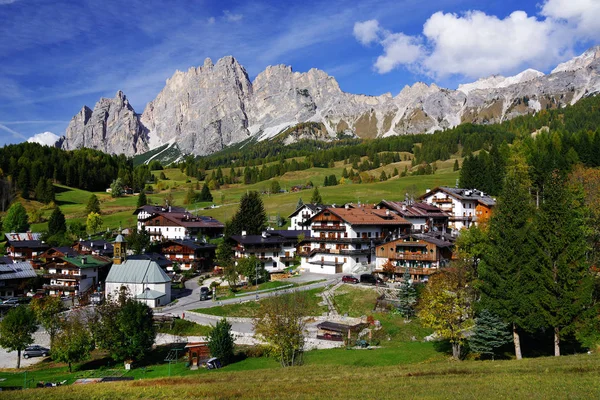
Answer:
top-left (0, 0), bottom-right (598, 147)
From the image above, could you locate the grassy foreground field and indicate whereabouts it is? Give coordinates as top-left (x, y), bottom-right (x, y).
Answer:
top-left (2, 352), bottom-right (599, 399)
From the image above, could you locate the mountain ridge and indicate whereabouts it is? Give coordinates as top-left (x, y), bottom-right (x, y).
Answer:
top-left (59, 46), bottom-right (600, 157)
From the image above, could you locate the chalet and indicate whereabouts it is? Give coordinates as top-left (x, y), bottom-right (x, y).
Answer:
top-left (42, 254), bottom-right (111, 297)
top-left (158, 239), bottom-right (217, 271)
top-left (374, 233), bottom-right (456, 282)
top-left (0, 261), bottom-right (37, 298)
top-left (230, 230), bottom-right (308, 273)
top-left (134, 205), bottom-right (224, 241)
top-left (377, 200), bottom-right (449, 233)
top-left (420, 187), bottom-right (496, 231)
top-left (5, 233), bottom-right (48, 264)
top-left (298, 205), bottom-right (412, 274)
top-left (288, 204), bottom-right (327, 230)
top-left (105, 260), bottom-right (171, 308)
top-left (73, 239), bottom-right (114, 257)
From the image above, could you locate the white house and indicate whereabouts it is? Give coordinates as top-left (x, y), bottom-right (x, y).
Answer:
top-left (419, 187), bottom-right (496, 231)
top-left (133, 205), bottom-right (224, 242)
top-left (298, 205), bottom-right (412, 274)
top-left (230, 230), bottom-right (308, 273)
top-left (288, 204), bottom-right (326, 230)
top-left (105, 260), bottom-right (171, 308)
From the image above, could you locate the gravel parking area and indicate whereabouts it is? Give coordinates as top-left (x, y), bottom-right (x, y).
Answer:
top-left (0, 329), bottom-right (50, 369)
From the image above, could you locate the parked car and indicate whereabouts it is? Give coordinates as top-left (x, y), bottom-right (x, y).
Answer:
top-left (1, 298), bottom-right (20, 307)
top-left (23, 345), bottom-right (50, 359)
top-left (342, 275), bottom-right (359, 284)
top-left (199, 286), bottom-right (210, 301)
top-left (359, 274), bottom-right (384, 285)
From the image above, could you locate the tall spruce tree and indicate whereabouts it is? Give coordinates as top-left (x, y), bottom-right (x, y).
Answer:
top-left (199, 183), bottom-right (213, 202)
top-left (310, 187), bottom-right (323, 204)
top-left (137, 189), bottom-right (147, 207)
top-left (478, 155), bottom-right (542, 360)
top-left (226, 191), bottom-right (267, 236)
top-left (469, 309), bottom-right (512, 360)
top-left (533, 171), bottom-right (593, 356)
top-left (48, 206), bottom-right (66, 236)
top-left (397, 269), bottom-right (417, 319)
top-left (85, 194), bottom-right (101, 215)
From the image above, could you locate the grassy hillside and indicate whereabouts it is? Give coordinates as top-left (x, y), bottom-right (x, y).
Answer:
top-left (2, 351), bottom-right (598, 399)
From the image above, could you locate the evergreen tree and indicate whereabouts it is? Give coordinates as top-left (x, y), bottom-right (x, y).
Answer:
top-left (323, 176), bottom-right (329, 187)
top-left (310, 187), bottom-right (323, 204)
top-left (469, 309), bottom-right (512, 360)
top-left (17, 168), bottom-right (29, 199)
top-left (296, 197), bottom-right (304, 210)
top-left (453, 159), bottom-right (460, 171)
top-left (397, 268), bottom-right (417, 319)
top-left (270, 180), bottom-right (281, 194)
top-left (137, 189), bottom-right (147, 208)
top-left (3, 202), bottom-right (29, 233)
top-left (392, 167), bottom-right (399, 177)
top-left (44, 178), bottom-right (55, 204)
top-left (207, 318), bottom-right (235, 366)
top-left (184, 185), bottom-right (197, 205)
top-left (226, 191), bottom-right (267, 236)
top-left (533, 171), bottom-right (593, 356)
top-left (379, 170), bottom-right (388, 181)
top-left (48, 206), bottom-right (66, 236)
top-left (479, 156), bottom-right (541, 360)
top-left (85, 194), bottom-right (101, 215)
top-left (35, 178), bottom-right (46, 203)
top-left (329, 175), bottom-right (337, 186)
top-left (199, 184), bottom-right (213, 202)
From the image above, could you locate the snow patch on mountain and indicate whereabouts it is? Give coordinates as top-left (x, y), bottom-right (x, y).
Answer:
top-left (458, 69), bottom-right (544, 94)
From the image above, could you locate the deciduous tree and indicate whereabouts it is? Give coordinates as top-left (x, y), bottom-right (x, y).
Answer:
top-left (418, 264), bottom-right (475, 360)
top-left (0, 305), bottom-right (37, 368)
top-left (48, 206), bottom-right (66, 236)
top-left (52, 311), bottom-right (94, 372)
top-left (30, 296), bottom-right (64, 348)
top-left (254, 292), bottom-right (309, 367)
top-left (86, 211), bottom-right (103, 234)
top-left (3, 202), bottom-right (29, 233)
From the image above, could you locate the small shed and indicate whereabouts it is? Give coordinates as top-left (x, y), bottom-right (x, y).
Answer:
top-left (185, 342), bottom-right (211, 369)
top-left (317, 321), bottom-right (365, 341)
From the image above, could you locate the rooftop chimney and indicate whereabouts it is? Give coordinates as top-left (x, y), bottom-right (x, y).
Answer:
top-left (242, 230), bottom-right (247, 237)
top-left (425, 188), bottom-right (431, 193)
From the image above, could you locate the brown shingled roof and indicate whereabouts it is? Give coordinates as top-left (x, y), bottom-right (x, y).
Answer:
top-left (324, 207), bottom-right (411, 226)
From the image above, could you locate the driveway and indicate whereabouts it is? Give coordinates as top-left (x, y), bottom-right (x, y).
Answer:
top-left (0, 328), bottom-right (50, 369)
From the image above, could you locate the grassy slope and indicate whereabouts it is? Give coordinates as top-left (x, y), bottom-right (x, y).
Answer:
top-left (3, 352), bottom-right (599, 399)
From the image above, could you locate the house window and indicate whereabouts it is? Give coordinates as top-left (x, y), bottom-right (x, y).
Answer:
top-left (273, 262), bottom-right (277, 268)
top-left (355, 258), bottom-right (359, 263)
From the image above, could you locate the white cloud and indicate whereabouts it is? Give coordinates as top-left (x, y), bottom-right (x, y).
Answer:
top-left (353, 20), bottom-right (381, 45)
top-left (207, 17), bottom-right (215, 25)
top-left (27, 131), bottom-right (60, 146)
top-left (375, 33), bottom-right (424, 73)
top-left (223, 10), bottom-right (243, 22)
top-left (541, 0), bottom-right (600, 38)
top-left (355, 1), bottom-right (600, 79)
top-left (0, 0), bottom-right (19, 4)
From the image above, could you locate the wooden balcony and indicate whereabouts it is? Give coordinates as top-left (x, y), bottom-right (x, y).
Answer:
top-left (43, 273), bottom-right (86, 280)
top-left (312, 224), bottom-right (345, 231)
top-left (43, 284), bottom-right (79, 291)
top-left (388, 253), bottom-right (436, 262)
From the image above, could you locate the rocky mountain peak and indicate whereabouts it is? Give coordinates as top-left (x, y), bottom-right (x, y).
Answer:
top-left (62, 46), bottom-right (600, 157)
top-left (552, 45), bottom-right (600, 74)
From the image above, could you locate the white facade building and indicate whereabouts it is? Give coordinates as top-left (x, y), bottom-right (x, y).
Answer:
top-left (105, 260), bottom-right (171, 308)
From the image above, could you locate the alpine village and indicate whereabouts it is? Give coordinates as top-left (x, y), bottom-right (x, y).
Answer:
top-left (1, 2), bottom-right (600, 398)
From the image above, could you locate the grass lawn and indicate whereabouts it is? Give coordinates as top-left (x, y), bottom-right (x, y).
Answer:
top-left (332, 284), bottom-right (380, 317)
top-left (155, 319), bottom-right (212, 337)
top-left (2, 350), bottom-right (599, 399)
top-left (194, 288), bottom-right (327, 318)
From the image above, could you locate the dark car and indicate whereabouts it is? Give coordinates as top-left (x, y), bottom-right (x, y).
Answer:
top-left (342, 275), bottom-right (359, 284)
top-left (199, 286), bottom-right (210, 301)
top-left (359, 274), bottom-right (384, 285)
top-left (23, 345), bottom-right (50, 359)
